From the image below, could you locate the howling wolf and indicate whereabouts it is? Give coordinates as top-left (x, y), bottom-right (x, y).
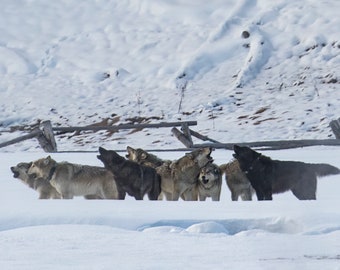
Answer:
top-left (97, 147), bottom-right (161, 200)
top-left (11, 162), bottom-right (61, 199)
top-left (28, 156), bottom-right (120, 199)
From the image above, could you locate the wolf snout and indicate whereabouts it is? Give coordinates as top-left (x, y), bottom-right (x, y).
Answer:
top-left (201, 176), bottom-right (209, 184)
top-left (97, 147), bottom-right (109, 161)
top-left (10, 167), bottom-right (19, 178)
top-left (233, 144), bottom-right (241, 153)
top-left (98, 147), bottom-right (107, 154)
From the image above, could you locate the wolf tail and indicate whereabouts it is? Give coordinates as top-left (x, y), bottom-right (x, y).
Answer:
top-left (313, 163), bottom-right (340, 177)
top-left (219, 164), bottom-right (227, 176)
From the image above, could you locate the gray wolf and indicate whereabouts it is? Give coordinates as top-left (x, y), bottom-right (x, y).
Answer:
top-left (126, 146), bottom-right (175, 200)
top-left (171, 147), bottom-right (213, 201)
top-left (97, 147), bottom-right (161, 200)
top-left (28, 156), bottom-right (120, 199)
top-left (155, 160), bottom-right (176, 200)
top-left (220, 159), bottom-right (254, 201)
top-left (233, 145), bottom-right (340, 200)
top-left (198, 163), bottom-right (222, 201)
top-left (11, 162), bottom-right (61, 199)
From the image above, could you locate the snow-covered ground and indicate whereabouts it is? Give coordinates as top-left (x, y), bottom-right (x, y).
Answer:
top-left (1, 147), bottom-right (340, 269)
top-left (1, 0), bottom-right (340, 269)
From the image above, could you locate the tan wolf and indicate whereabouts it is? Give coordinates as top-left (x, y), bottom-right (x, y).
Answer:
top-left (156, 160), bottom-right (178, 200)
top-left (28, 156), bottom-right (121, 199)
top-left (220, 159), bottom-right (254, 201)
top-left (126, 146), bottom-right (165, 168)
top-left (11, 162), bottom-right (61, 199)
top-left (171, 147), bottom-right (213, 201)
top-left (198, 163), bottom-right (222, 201)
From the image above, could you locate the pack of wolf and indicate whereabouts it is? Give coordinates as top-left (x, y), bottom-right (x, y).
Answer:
top-left (10, 145), bottom-right (340, 201)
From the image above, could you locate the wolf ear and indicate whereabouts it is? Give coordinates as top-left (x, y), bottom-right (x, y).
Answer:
top-left (141, 152), bottom-right (148, 160)
top-left (44, 156), bottom-right (51, 165)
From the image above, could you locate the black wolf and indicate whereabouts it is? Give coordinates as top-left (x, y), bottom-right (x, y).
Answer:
top-left (97, 147), bottom-right (161, 200)
top-left (233, 145), bottom-right (340, 200)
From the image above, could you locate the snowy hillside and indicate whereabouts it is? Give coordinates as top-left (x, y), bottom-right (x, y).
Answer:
top-left (0, 0), bottom-right (339, 152)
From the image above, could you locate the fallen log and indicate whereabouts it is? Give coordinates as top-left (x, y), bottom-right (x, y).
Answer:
top-left (0, 129), bottom-right (41, 149)
top-left (171, 127), bottom-right (193, 148)
top-left (192, 139), bottom-right (340, 150)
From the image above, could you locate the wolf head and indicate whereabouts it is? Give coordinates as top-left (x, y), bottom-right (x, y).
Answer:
top-left (125, 146), bottom-right (147, 163)
top-left (125, 146), bottom-right (163, 168)
top-left (28, 156), bottom-right (57, 179)
top-left (10, 162), bottom-right (32, 180)
top-left (233, 145), bottom-right (261, 172)
top-left (198, 163), bottom-right (221, 188)
top-left (186, 147), bottom-right (213, 168)
top-left (97, 147), bottom-right (125, 170)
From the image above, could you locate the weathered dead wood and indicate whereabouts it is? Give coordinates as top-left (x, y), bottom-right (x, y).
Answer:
top-left (0, 121), bottom-right (197, 151)
top-left (180, 123), bottom-right (193, 147)
top-left (171, 127), bottom-right (193, 148)
top-left (0, 121), bottom-right (57, 152)
top-left (330, 118), bottom-right (340, 139)
top-left (52, 121), bottom-right (197, 133)
top-left (188, 129), bottom-right (221, 143)
top-left (191, 139), bottom-right (340, 150)
top-left (36, 121), bottom-right (57, 152)
top-left (0, 129), bottom-right (42, 149)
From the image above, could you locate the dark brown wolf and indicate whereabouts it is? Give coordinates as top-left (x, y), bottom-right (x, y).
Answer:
top-left (233, 145), bottom-right (340, 200)
top-left (97, 147), bottom-right (161, 200)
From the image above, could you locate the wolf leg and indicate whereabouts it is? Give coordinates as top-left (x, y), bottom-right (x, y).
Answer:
top-left (240, 190), bottom-right (253, 201)
top-left (291, 176), bottom-right (317, 200)
top-left (61, 193), bottom-right (73, 199)
top-left (231, 192), bottom-right (238, 201)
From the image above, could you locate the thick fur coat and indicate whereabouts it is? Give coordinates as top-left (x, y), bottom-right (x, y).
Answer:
top-left (233, 145), bottom-right (340, 200)
top-left (28, 156), bottom-right (119, 199)
top-left (98, 147), bottom-right (161, 200)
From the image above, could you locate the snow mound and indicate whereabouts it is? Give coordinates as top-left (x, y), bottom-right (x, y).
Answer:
top-left (140, 217), bottom-right (303, 235)
top-left (186, 221), bottom-right (229, 234)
